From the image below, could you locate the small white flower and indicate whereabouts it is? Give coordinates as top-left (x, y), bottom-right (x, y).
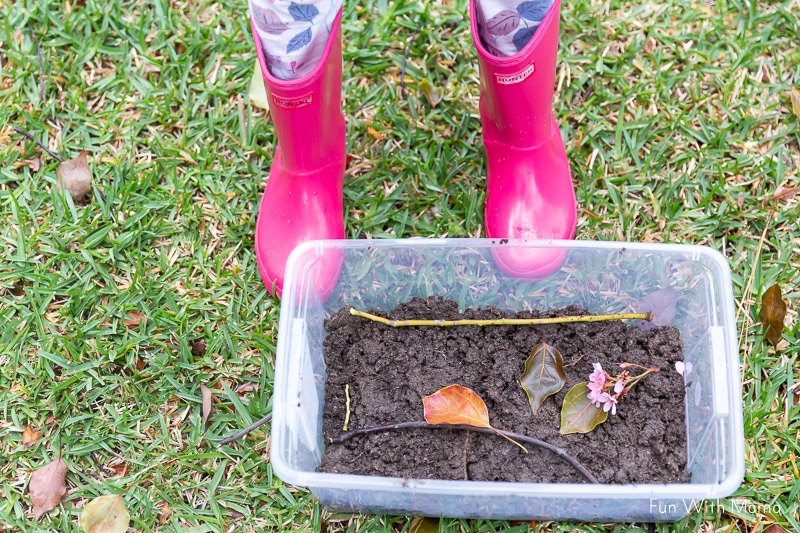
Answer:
top-left (675, 361), bottom-right (693, 376)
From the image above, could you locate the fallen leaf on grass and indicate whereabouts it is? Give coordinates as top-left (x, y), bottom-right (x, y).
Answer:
top-left (635, 287), bottom-right (678, 330)
top-left (249, 59), bottom-right (269, 112)
top-left (157, 501), bottom-right (172, 525)
top-left (759, 284), bottom-right (787, 348)
top-left (29, 458), bottom-right (67, 519)
top-left (409, 517), bottom-right (440, 533)
top-left (190, 339), bottom-right (207, 357)
top-left (423, 384), bottom-right (491, 428)
top-left (560, 383), bottom-right (608, 434)
top-left (22, 425), bottom-right (42, 448)
top-left (26, 156), bottom-right (41, 172)
top-left (791, 87), bottom-right (800, 121)
top-left (81, 494), bottom-right (130, 533)
top-left (56, 151), bottom-right (92, 201)
top-left (201, 384), bottom-right (213, 426)
top-left (235, 381), bottom-right (259, 394)
top-left (520, 342), bottom-right (566, 415)
top-left (768, 186), bottom-right (800, 203)
top-left (123, 311), bottom-right (145, 328)
top-left (418, 78), bottom-right (442, 107)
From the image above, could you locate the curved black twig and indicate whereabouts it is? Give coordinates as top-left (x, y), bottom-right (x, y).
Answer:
top-left (12, 126), bottom-right (63, 162)
top-left (328, 421), bottom-right (599, 484)
top-left (219, 412), bottom-right (272, 446)
top-left (399, 28), bottom-right (421, 101)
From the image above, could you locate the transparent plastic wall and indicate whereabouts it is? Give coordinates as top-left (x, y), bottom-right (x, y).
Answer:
top-left (273, 239), bottom-right (743, 522)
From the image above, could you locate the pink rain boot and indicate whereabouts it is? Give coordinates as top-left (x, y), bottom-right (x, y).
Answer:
top-left (250, 8), bottom-right (345, 298)
top-left (470, 0), bottom-right (577, 277)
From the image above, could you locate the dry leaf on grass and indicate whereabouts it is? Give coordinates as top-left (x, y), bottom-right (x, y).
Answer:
top-left (56, 151), bottom-right (92, 201)
top-left (201, 384), bottom-right (213, 426)
top-left (409, 517), bottom-right (441, 533)
top-left (29, 458), bottom-right (67, 519)
top-left (157, 501), bottom-right (172, 525)
top-left (22, 425), bottom-right (42, 448)
top-left (249, 59), bottom-right (269, 112)
top-left (123, 311), bottom-right (145, 328)
top-left (791, 87), bottom-right (800, 121)
top-left (768, 186), bottom-right (800, 203)
top-left (759, 284), bottom-right (787, 348)
top-left (81, 494), bottom-right (130, 533)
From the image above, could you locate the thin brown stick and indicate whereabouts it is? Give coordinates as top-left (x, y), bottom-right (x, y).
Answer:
top-left (328, 421), bottom-right (599, 483)
top-left (219, 413), bottom-right (272, 445)
top-left (12, 126), bottom-right (63, 162)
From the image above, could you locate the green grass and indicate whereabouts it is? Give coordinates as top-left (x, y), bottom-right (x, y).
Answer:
top-left (1, 0), bottom-right (799, 531)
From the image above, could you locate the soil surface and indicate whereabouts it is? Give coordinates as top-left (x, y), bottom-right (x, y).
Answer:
top-left (319, 297), bottom-right (690, 484)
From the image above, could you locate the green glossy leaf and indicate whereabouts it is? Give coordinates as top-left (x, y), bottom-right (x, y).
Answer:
top-left (759, 284), bottom-right (786, 348)
top-left (520, 342), bottom-right (566, 415)
top-left (560, 382), bottom-right (608, 434)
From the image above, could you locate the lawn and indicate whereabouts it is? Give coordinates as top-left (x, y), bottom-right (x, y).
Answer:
top-left (1, 0), bottom-right (798, 531)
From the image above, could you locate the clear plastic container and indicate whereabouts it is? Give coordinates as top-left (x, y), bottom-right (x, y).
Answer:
top-left (272, 239), bottom-right (744, 522)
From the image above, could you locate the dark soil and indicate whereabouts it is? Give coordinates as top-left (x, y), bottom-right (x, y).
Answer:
top-left (319, 297), bottom-right (690, 484)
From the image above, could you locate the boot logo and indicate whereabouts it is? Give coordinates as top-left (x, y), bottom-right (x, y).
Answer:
top-left (272, 92), bottom-right (314, 110)
top-left (495, 62), bottom-right (536, 85)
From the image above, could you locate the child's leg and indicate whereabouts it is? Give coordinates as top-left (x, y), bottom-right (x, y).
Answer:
top-left (249, 0), bottom-right (343, 80)
top-left (473, 0), bottom-right (554, 57)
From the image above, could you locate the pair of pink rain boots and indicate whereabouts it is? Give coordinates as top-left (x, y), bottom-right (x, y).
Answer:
top-left (251, 0), bottom-right (576, 297)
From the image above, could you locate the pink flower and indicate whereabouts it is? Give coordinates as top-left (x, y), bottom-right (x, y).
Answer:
top-left (600, 393), bottom-right (618, 415)
top-left (613, 378), bottom-right (625, 394)
top-left (589, 363), bottom-right (607, 387)
top-left (586, 384), bottom-right (605, 406)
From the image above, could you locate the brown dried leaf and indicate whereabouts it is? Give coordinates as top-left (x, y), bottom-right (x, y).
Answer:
top-left (759, 284), bottom-right (787, 348)
top-left (108, 463), bottom-right (128, 478)
top-left (769, 186), bottom-right (800, 203)
top-left (157, 501), bottom-right (172, 525)
top-left (56, 151), bottom-right (92, 201)
top-left (80, 494), bottom-right (130, 533)
top-left (763, 525), bottom-right (785, 533)
top-left (28, 156), bottom-right (41, 172)
top-left (791, 87), bottom-right (800, 121)
top-left (123, 311), bottom-right (145, 328)
top-left (22, 425), bottom-right (42, 448)
top-left (29, 458), bottom-right (67, 519)
top-left (520, 342), bottom-right (566, 415)
top-left (201, 384), bottom-right (213, 426)
top-left (409, 517), bottom-right (440, 533)
top-left (422, 384), bottom-right (490, 428)
top-left (190, 339), bottom-right (207, 357)
top-left (235, 381), bottom-right (259, 394)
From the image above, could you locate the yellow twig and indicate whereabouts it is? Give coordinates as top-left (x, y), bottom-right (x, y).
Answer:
top-left (343, 384), bottom-right (351, 432)
top-left (349, 308), bottom-right (653, 327)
